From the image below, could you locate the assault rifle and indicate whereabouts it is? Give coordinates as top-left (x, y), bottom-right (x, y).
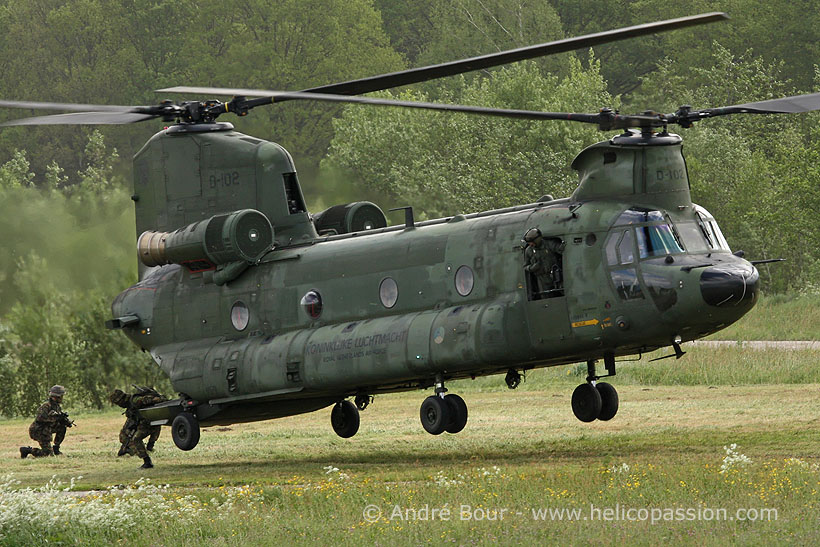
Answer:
top-left (58, 412), bottom-right (75, 428)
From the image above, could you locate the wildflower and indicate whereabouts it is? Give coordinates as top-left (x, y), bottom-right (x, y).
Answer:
top-left (608, 463), bottom-right (631, 474)
top-left (720, 443), bottom-right (752, 474)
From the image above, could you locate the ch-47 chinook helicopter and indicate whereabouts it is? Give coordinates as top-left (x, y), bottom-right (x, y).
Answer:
top-left (1, 12), bottom-right (817, 452)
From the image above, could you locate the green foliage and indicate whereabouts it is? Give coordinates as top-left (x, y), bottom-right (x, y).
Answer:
top-left (0, 0), bottom-right (404, 185)
top-left (0, 131), bottom-right (170, 416)
top-left (76, 130), bottom-right (121, 192)
top-left (419, 0), bottom-right (564, 66)
top-left (0, 132), bottom-right (135, 315)
top-left (324, 57), bottom-right (615, 217)
top-left (373, 0), bottom-right (438, 64)
top-left (0, 254), bottom-right (169, 417)
top-left (0, 150), bottom-right (35, 189)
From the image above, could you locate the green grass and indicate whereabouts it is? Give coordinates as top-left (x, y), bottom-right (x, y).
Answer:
top-left (1, 383), bottom-right (819, 545)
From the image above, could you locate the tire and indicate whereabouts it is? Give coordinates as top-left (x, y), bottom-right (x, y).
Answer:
top-left (571, 383), bottom-right (602, 423)
top-left (596, 382), bottom-right (619, 421)
top-left (444, 394), bottom-right (468, 434)
top-left (331, 400), bottom-right (360, 438)
top-left (420, 395), bottom-right (449, 435)
top-left (171, 412), bottom-right (200, 451)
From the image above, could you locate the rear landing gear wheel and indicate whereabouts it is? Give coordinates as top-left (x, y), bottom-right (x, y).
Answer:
top-left (171, 412), bottom-right (200, 451)
top-left (420, 395), bottom-right (449, 435)
top-left (444, 394), bottom-right (468, 434)
top-left (571, 383), bottom-right (602, 423)
top-left (596, 382), bottom-right (619, 421)
top-left (331, 400), bottom-right (360, 438)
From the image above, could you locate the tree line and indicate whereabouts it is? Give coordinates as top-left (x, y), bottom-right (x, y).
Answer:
top-left (0, 0), bottom-right (817, 415)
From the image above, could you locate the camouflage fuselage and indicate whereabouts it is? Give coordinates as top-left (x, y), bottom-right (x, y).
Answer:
top-left (112, 129), bottom-right (758, 424)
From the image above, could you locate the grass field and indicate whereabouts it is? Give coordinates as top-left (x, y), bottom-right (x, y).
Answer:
top-left (1, 295), bottom-right (818, 545)
top-left (2, 380), bottom-right (819, 545)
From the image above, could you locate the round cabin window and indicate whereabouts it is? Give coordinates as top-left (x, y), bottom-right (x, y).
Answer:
top-left (454, 265), bottom-right (474, 296)
top-left (230, 301), bottom-right (250, 331)
top-left (300, 290), bottom-right (323, 319)
top-left (379, 277), bottom-right (399, 308)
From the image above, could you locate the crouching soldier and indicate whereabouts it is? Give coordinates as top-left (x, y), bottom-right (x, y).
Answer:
top-left (109, 387), bottom-right (166, 469)
top-left (117, 408), bottom-right (161, 457)
top-left (20, 385), bottom-right (72, 458)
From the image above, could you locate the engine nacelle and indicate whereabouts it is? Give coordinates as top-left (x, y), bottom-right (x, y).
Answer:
top-left (138, 209), bottom-right (273, 269)
top-left (313, 201), bottom-right (387, 235)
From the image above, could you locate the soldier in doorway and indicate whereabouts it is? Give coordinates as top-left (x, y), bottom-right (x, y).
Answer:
top-left (523, 228), bottom-right (565, 297)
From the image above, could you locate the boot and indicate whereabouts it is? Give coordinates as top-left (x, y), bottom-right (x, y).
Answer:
top-left (140, 456), bottom-right (154, 469)
top-left (52, 445), bottom-right (62, 456)
top-left (20, 446), bottom-right (32, 459)
top-left (146, 441), bottom-right (155, 452)
top-left (117, 446), bottom-right (128, 457)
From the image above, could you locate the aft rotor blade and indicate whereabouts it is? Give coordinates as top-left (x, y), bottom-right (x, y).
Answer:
top-left (159, 87), bottom-right (666, 129)
top-left (300, 12), bottom-right (728, 97)
top-left (160, 87), bottom-right (595, 121)
top-left (0, 111), bottom-right (158, 126)
top-left (0, 99), bottom-right (136, 112)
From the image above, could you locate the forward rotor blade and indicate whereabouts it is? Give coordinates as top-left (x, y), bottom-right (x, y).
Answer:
top-left (0, 111), bottom-right (157, 126)
top-left (668, 91), bottom-right (820, 126)
top-left (710, 91), bottom-right (820, 115)
top-left (300, 12), bottom-right (728, 96)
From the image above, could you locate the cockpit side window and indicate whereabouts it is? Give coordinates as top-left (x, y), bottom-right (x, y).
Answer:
top-left (694, 205), bottom-right (731, 251)
top-left (618, 230), bottom-right (635, 264)
top-left (605, 229), bottom-right (635, 265)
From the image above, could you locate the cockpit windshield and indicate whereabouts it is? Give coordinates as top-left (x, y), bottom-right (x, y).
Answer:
top-left (635, 223), bottom-right (684, 258)
top-left (613, 208), bottom-right (684, 258)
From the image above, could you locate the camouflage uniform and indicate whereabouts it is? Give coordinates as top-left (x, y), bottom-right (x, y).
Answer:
top-left (118, 416), bottom-right (160, 455)
top-left (21, 385), bottom-right (68, 458)
top-left (110, 388), bottom-right (165, 468)
top-left (523, 229), bottom-right (565, 295)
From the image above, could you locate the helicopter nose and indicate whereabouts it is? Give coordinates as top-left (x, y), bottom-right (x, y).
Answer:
top-left (699, 262), bottom-right (759, 307)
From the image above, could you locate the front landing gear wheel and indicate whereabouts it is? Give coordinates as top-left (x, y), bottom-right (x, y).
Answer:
top-left (571, 383), bottom-right (602, 423)
top-left (331, 400), bottom-right (360, 438)
top-left (171, 412), bottom-right (200, 451)
top-left (596, 382), bottom-right (619, 421)
top-left (420, 395), bottom-right (450, 435)
top-left (444, 394), bottom-right (468, 434)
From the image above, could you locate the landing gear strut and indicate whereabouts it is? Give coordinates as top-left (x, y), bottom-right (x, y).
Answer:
top-left (354, 393), bottom-right (373, 411)
top-left (571, 353), bottom-right (619, 422)
top-left (505, 369), bottom-right (522, 389)
top-left (419, 375), bottom-right (468, 435)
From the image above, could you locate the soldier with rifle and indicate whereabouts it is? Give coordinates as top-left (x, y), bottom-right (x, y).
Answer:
top-left (20, 385), bottom-right (74, 458)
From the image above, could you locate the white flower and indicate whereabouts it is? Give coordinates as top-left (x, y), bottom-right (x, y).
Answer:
top-left (720, 443), bottom-right (752, 474)
top-left (608, 463), bottom-right (631, 474)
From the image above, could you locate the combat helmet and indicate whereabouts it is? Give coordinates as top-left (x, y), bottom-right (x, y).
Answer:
top-left (49, 385), bottom-right (66, 398)
top-left (523, 227), bottom-right (543, 244)
top-left (109, 389), bottom-right (127, 405)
